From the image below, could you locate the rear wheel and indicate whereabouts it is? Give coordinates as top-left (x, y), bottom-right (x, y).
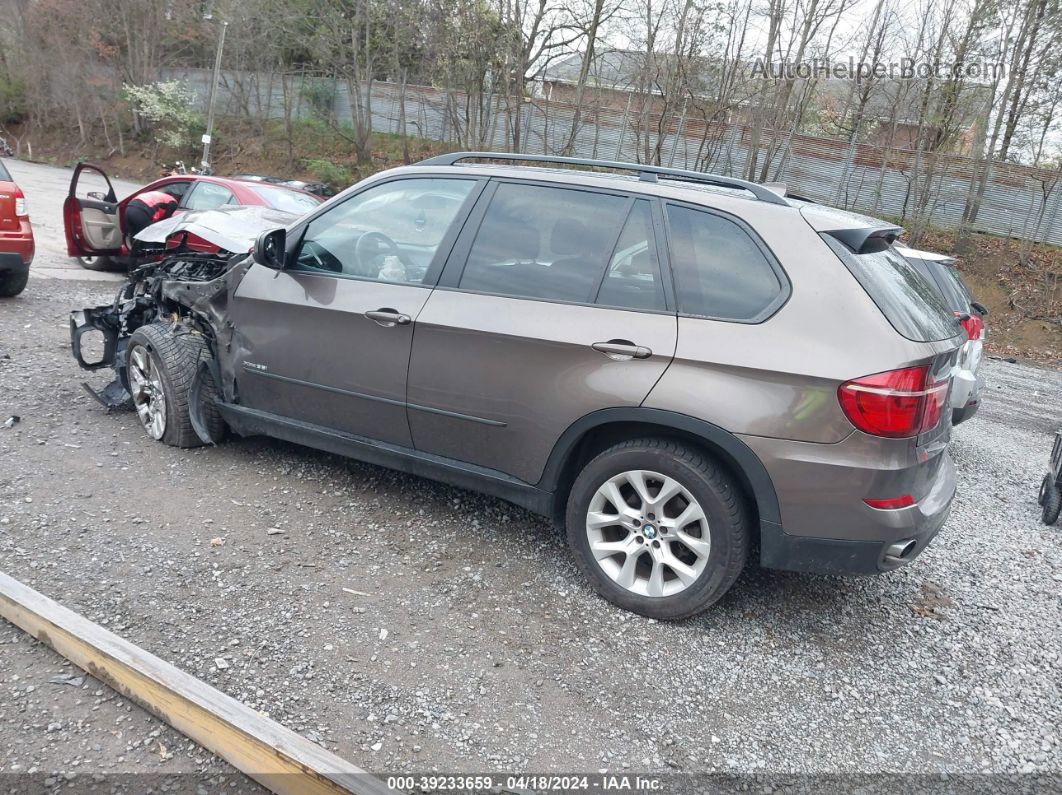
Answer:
top-left (0, 269), bottom-right (28, 297)
top-left (566, 438), bottom-right (750, 619)
top-left (77, 255), bottom-right (117, 271)
top-left (126, 323), bottom-right (225, 448)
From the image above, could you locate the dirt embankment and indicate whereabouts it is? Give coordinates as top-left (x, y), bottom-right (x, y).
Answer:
top-left (913, 228), bottom-right (1062, 364)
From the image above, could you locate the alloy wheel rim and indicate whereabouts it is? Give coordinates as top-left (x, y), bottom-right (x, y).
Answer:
top-left (128, 345), bottom-right (166, 440)
top-left (585, 469), bottom-right (710, 598)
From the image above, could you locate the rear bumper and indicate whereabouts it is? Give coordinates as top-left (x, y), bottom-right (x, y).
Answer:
top-left (0, 221), bottom-right (35, 268)
top-left (0, 251), bottom-right (30, 274)
top-left (759, 491), bottom-right (951, 574)
top-left (744, 432), bottom-right (957, 575)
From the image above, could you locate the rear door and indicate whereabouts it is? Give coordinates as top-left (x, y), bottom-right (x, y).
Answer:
top-left (406, 180), bottom-right (678, 484)
top-left (63, 163), bottom-right (122, 257)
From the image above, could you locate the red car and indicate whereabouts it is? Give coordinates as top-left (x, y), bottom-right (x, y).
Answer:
top-left (63, 164), bottom-right (323, 271)
top-left (0, 159), bottom-right (34, 297)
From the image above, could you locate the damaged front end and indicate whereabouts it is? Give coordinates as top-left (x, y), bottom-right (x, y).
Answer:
top-left (70, 206), bottom-right (295, 420)
top-left (70, 253), bottom-right (242, 412)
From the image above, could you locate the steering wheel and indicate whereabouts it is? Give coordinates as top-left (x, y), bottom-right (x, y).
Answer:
top-left (354, 231), bottom-right (408, 275)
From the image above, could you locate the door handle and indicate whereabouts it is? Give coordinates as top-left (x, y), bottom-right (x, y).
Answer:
top-left (592, 339), bottom-right (653, 360)
top-left (365, 308), bottom-right (411, 327)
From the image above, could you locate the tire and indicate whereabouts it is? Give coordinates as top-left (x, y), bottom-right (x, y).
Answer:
top-left (78, 255), bottom-right (117, 271)
top-left (566, 438), bottom-right (750, 620)
top-left (126, 323), bottom-right (225, 448)
top-left (0, 269), bottom-right (28, 297)
top-left (1042, 479), bottom-right (1061, 526)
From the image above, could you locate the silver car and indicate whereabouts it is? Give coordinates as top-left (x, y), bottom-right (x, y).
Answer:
top-left (896, 246), bottom-right (986, 424)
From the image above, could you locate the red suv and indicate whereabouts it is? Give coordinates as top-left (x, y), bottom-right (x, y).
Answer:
top-left (0, 159), bottom-right (34, 297)
top-left (63, 163), bottom-right (322, 271)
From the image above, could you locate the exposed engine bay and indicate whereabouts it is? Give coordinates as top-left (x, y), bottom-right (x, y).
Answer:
top-left (69, 206), bottom-right (295, 432)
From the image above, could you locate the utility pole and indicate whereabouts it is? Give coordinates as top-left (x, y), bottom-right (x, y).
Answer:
top-left (201, 19), bottom-right (229, 174)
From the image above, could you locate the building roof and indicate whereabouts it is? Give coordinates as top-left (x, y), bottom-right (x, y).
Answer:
top-left (542, 50), bottom-right (992, 126)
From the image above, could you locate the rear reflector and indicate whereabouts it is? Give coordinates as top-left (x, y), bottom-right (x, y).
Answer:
top-left (864, 495), bottom-right (915, 510)
top-left (838, 365), bottom-right (950, 438)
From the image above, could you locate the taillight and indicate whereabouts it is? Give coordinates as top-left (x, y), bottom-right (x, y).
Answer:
top-left (14, 187), bottom-right (26, 217)
top-left (955, 311), bottom-right (984, 341)
top-left (838, 365), bottom-right (950, 438)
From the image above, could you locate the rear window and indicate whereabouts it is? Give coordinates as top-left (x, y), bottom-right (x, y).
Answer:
top-left (823, 236), bottom-right (961, 342)
top-left (0, 161), bottom-right (10, 181)
top-left (927, 262), bottom-right (971, 313)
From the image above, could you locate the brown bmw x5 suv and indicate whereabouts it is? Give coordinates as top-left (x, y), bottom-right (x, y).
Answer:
top-left (71, 153), bottom-right (965, 619)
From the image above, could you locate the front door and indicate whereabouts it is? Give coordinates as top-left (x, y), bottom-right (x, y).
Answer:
top-left (228, 176), bottom-right (481, 447)
top-left (63, 163), bottom-right (122, 257)
top-left (406, 181), bottom-right (678, 483)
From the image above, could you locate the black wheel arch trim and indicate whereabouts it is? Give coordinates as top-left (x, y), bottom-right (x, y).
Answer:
top-left (536, 407), bottom-right (782, 527)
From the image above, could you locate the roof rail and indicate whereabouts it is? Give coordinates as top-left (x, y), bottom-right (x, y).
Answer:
top-left (417, 151), bottom-right (792, 207)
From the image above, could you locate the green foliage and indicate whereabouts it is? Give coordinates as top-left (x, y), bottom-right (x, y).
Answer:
top-left (300, 78), bottom-right (335, 122)
top-left (303, 157), bottom-right (353, 189)
top-left (122, 81), bottom-right (204, 149)
top-left (0, 73), bottom-right (28, 124)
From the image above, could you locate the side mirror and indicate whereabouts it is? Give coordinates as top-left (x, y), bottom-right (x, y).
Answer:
top-left (253, 228), bottom-right (287, 269)
top-left (970, 301), bottom-right (988, 316)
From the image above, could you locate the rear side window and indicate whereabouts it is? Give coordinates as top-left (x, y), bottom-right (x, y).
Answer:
top-left (0, 161), bottom-right (10, 181)
top-left (596, 200), bottom-right (666, 311)
top-left (824, 237), bottom-right (961, 342)
top-left (459, 183), bottom-right (627, 303)
top-left (665, 204), bottom-right (785, 321)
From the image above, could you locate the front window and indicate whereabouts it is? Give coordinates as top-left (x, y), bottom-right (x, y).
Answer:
top-left (292, 178), bottom-right (476, 284)
top-left (183, 181), bottom-right (236, 211)
top-left (248, 185), bottom-right (321, 214)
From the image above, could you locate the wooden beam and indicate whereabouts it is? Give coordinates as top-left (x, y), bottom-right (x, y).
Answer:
top-left (0, 571), bottom-right (389, 795)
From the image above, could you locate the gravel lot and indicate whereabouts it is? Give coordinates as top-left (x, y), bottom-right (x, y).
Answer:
top-left (1, 161), bottom-right (1061, 787)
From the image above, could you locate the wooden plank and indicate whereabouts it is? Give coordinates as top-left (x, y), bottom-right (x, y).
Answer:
top-left (0, 571), bottom-right (389, 795)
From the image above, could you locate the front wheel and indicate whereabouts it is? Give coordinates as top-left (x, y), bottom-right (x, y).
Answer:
top-left (126, 324), bottom-right (225, 448)
top-left (78, 255), bottom-right (117, 271)
top-left (566, 439), bottom-right (750, 620)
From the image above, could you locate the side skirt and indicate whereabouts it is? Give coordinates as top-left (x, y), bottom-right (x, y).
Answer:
top-left (216, 403), bottom-right (554, 517)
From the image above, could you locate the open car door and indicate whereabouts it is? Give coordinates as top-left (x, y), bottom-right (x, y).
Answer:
top-left (63, 163), bottom-right (123, 257)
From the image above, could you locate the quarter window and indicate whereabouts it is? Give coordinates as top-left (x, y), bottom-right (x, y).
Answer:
top-left (458, 183), bottom-right (627, 302)
top-left (293, 178), bottom-right (475, 284)
top-left (666, 205), bottom-right (783, 321)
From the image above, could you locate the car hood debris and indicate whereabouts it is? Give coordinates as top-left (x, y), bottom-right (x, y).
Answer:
top-left (134, 205), bottom-right (298, 255)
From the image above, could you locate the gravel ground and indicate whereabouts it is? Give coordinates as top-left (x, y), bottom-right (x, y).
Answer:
top-left (1, 253), bottom-right (1061, 782)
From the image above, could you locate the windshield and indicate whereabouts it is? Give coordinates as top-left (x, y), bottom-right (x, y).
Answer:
top-left (249, 185), bottom-right (321, 214)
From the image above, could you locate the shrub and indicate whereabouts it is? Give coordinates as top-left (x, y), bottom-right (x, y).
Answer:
top-left (123, 81), bottom-right (204, 149)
